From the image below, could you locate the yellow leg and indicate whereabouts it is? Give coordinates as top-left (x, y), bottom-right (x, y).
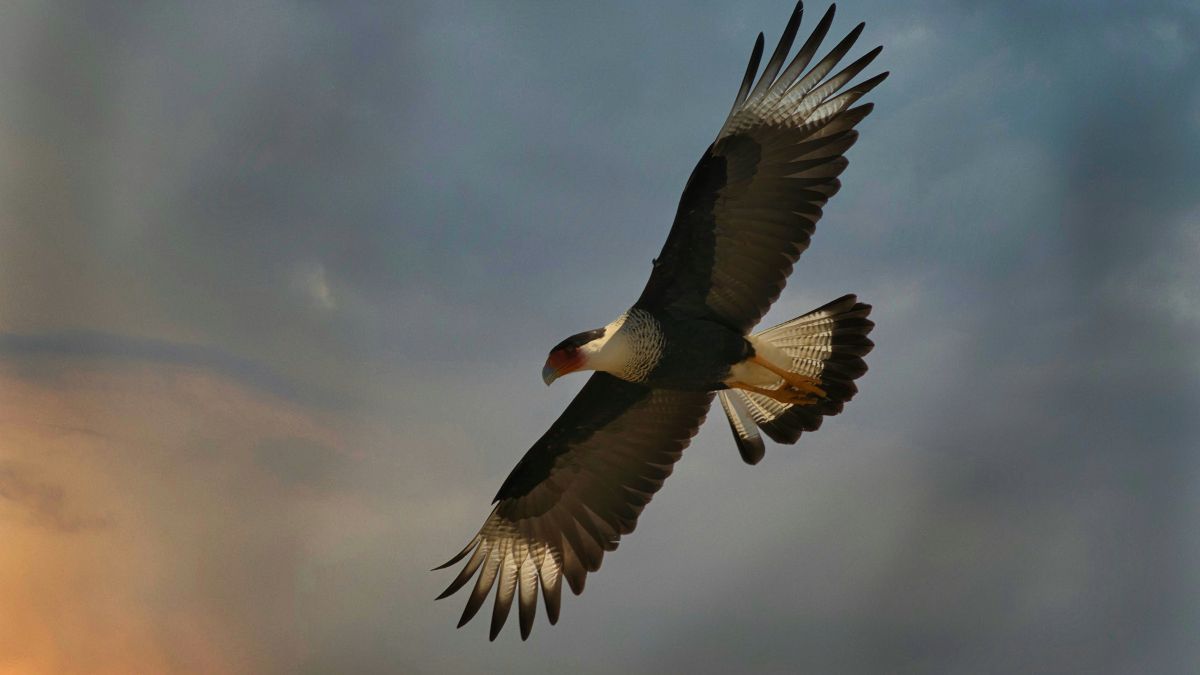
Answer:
top-left (749, 355), bottom-right (826, 398)
top-left (729, 381), bottom-right (822, 407)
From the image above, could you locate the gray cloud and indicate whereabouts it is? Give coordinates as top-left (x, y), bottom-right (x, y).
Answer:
top-left (254, 437), bottom-right (344, 490)
top-left (1, 0), bottom-right (1197, 673)
top-left (0, 330), bottom-right (348, 408)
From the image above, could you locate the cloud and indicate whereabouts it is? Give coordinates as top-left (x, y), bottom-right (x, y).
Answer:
top-left (0, 462), bottom-right (110, 533)
top-left (254, 436), bottom-right (343, 490)
top-left (0, 361), bottom-right (358, 674)
top-left (0, 1), bottom-right (1197, 672)
top-left (0, 330), bottom-right (346, 408)
top-left (299, 263), bottom-right (337, 311)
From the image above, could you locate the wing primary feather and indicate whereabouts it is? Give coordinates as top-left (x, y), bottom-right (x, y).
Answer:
top-left (804, 72), bottom-right (888, 127)
top-left (488, 556), bottom-right (519, 641)
top-left (788, 21), bottom-right (865, 101)
top-left (808, 103), bottom-right (873, 140)
top-left (518, 556), bottom-right (539, 640)
top-left (807, 45), bottom-right (883, 105)
top-left (746, 0), bottom-right (804, 104)
top-left (773, 3), bottom-right (836, 93)
top-left (729, 32), bottom-right (765, 116)
top-left (436, 541), bottom-right (490, 600)
top-left (432, 534), bottom-right (481, 571)
top-left (844, 70), bottom-right (890, 97)
top-left (542, 559), bottom-right (564, 624)
top-left (458, 546), bottom-right (502, 628)
top-left (849, 101), bottom-right (875, 115)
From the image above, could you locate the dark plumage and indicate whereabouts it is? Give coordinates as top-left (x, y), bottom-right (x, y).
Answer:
top-left (549, 329), bottom-right (606, 354)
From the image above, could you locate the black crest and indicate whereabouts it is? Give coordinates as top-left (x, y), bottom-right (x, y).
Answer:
top-left (551, 328), bottom-right (605, 353)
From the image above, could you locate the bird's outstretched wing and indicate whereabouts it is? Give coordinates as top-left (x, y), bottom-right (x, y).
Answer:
top-left (636, 2), bottom-right (888, 334)
top-left (435, 373), bottom-right (713, 640)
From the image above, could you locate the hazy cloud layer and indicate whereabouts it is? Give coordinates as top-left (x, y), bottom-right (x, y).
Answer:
top-left (1, 1), bottom-right (1197, 673)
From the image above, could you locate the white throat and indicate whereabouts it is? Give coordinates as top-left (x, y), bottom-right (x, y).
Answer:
top-left (580, 310), bottom-right (662, 383)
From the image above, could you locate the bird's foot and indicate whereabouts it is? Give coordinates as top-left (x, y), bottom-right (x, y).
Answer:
top-left (780, 374), bottom-right (826, 400)
top-left (776, 384), bottom-right (823, 406)
top-left (747, 355), bottom-right (827, 399)
top-left (729, 380), bottom-right (824, 407)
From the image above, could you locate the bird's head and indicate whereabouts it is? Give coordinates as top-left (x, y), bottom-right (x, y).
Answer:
top-left (542, 328), bottom-right (606, 385)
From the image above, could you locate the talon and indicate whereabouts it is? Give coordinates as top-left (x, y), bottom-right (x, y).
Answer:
top-left (729, 381), bottom-right (824, 407)
top-left (793, 378), bottom-right (826, 399)
top-left (748, 355), bottom-right (826, 398)
top-left (779, 388), bottom-right (819, 406)
top-left (779, 385), bottom-right (823, 406)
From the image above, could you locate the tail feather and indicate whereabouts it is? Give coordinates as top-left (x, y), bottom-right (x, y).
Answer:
top-left (722, 294), bottom-right (874, 462)
top-left (718, 390), bottom-right (766, 465)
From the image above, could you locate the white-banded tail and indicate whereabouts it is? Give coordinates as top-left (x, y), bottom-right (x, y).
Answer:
top-left (719, 294), bottom-right (873, 464)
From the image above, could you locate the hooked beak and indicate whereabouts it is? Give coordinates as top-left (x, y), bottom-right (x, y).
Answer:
top-left (542, 351), bottom-right (583, 386)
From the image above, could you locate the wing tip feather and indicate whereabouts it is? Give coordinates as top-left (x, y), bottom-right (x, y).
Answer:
top-left (432, 534), bottom-right (480, 571)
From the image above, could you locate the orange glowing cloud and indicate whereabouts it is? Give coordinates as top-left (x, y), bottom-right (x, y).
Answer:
top-left (0, 360), bottom-right (350, 674)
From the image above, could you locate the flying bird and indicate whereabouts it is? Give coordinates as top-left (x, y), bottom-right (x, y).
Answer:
top-left (436, 1), bottom-right (885, 640)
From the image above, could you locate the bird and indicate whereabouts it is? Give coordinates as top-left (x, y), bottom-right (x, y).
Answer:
top-left (436, 1), bottom-right (885, 641)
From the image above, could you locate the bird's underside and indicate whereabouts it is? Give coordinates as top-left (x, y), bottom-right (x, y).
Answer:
top-left (436, 1), bottom-right (885, 640)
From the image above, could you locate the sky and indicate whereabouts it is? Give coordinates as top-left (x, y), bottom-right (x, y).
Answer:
top-left (1, 1), bottom-right (1198, 673)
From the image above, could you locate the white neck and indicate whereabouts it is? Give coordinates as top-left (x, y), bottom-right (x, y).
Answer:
top-left (581, 314), bottom-right (631, 374)
top-left (580, 310), bottom-right (662, 383)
